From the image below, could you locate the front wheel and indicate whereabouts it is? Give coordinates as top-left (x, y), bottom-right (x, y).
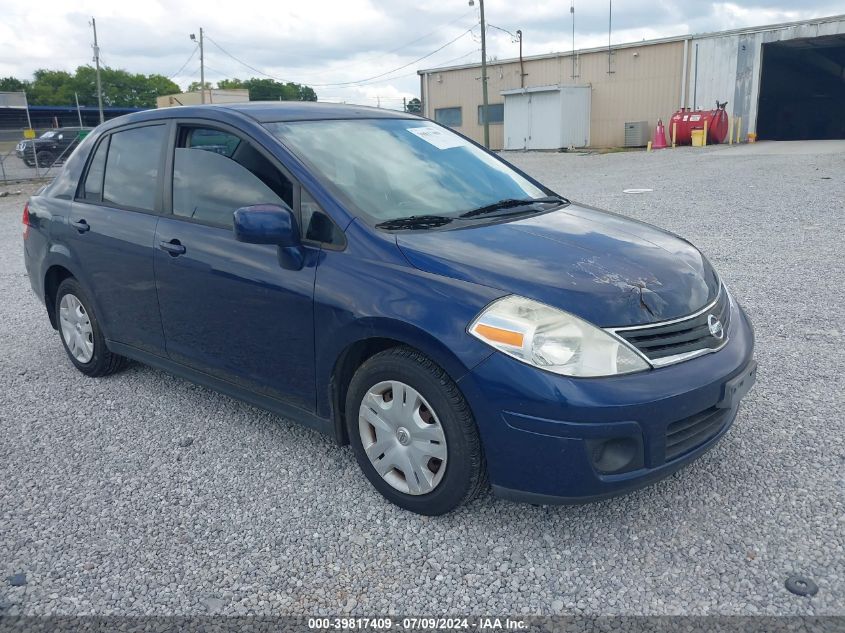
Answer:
top-left (346, 347), bottom-right (487, 515)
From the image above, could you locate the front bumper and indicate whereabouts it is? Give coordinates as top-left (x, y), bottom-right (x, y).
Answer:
top-left (457, 297), bottom-right (756, 504)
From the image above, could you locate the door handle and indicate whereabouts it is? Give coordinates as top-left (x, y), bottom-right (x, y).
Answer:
top-left (71, 219), bottom-right (90, 233)
top-left (159, 239), bottom-right (186, 256)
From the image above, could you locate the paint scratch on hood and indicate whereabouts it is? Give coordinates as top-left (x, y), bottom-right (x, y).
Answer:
top-left (576, 257), bottom-right (669, 317)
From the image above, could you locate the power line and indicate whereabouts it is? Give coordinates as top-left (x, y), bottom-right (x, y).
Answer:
top-left (309, 28), bottom-right (474, 87)
top-left (342, 47), bottom-right (482, 87)
top-left (205, 27), bottom-right (474, 88)
top-left (167, 46), bottom-right (199, 79)
top-left (205, 35), bottom-right (293, 83)
top-left (305, 8), bottom-right (477, 77)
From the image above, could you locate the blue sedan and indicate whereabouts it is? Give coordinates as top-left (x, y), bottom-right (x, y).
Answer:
top-left (22, 103), bottom-right (756, 514)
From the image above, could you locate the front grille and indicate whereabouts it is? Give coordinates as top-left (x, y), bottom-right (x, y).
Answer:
top-left (613, 287), bottom-right (730, 363)
top-left (665, 407), bottom-right (729, 461)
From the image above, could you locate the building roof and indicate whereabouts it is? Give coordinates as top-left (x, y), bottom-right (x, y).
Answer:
top-left (418, 13), bottom-right (845, 74)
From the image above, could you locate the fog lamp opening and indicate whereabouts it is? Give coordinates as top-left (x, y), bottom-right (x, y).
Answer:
top-left (586, 436), bottom-right (643, 475)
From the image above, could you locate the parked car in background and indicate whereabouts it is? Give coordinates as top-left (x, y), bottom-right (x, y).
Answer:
top-left (16, 127), bottom-right (91, 168)
top-left (22, 103), bottom-right (756, 515)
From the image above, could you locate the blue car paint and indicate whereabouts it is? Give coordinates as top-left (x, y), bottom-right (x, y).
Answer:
top-left (66, 201), bottom-right (165, 354)
top-left (457, 296), bottom-right (754, 501)
top-left (154, 215), bottom-right (318, 411)
top-left (24, 103), bottom-right (756, 504)
top-left (395, 203), bottom-right (720, 327)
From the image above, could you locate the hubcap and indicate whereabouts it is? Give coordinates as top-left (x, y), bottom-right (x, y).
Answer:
top-left (358, 380), bottom-right (447, 495)
top-left (59, 293), bottom-right (94, 363)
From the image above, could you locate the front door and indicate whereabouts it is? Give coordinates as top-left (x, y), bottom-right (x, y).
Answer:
top-left (153, 125), bottom-right (317, 411)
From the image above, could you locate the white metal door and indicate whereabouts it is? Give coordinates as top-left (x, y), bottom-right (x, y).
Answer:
top-left (526, 91), bottom-right (562, 150)
top-left (559, 86), bottom-right (591, 148)
top-left (504, 94), bottom-right (530, 150)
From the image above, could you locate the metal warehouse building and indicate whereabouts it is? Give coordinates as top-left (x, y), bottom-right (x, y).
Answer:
top-left (418, 14), bottom-right (845, 149)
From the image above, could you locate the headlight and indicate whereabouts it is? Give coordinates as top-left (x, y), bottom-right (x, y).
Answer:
top-left (468, 295), bottom-right (651, 377)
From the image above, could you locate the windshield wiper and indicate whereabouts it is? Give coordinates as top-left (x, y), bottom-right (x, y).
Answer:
top-left (458, 196), bottom-right (568, 219)
top-left (374, 215), bottom-right (454, 230)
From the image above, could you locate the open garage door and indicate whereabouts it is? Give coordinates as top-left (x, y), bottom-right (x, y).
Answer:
top-left (757, 34), bottom-right (845, 141)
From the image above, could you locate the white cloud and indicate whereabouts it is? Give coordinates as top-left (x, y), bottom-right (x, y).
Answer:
top-left (0, 0), bottom-right (838, 109)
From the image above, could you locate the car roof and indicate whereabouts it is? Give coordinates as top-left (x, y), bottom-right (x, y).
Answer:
top-left (220, 101), bottom-right (420, 123)
top-left (103, 101), bottom-right (421, 128)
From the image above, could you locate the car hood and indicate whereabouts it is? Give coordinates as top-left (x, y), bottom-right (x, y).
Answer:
top-left (395, 203), bottom-right (720, 327)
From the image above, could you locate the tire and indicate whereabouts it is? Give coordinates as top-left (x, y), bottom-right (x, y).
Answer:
top-left (36, 151), bottom-right (55, 168)
top-left (346, 346), bottom-right (487, 515)
top-left (55, 278), bottom-right (127, 377)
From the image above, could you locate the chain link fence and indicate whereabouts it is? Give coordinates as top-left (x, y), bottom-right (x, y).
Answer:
top-left (1, 91), bottom-right (95, 186)
top-left (0, 126), bottom-right (89, 185)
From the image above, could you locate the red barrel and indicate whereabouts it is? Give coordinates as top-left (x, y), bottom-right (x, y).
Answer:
top-left (669, 102), bottom-right (729, 145)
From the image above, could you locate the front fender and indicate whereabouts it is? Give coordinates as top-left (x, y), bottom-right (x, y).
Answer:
top-left (313, 221), bottom-right (503, 420)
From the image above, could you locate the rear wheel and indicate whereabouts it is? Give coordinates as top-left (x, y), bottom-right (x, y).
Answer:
top-left (56, 278), bottom-right (127, 377)
top-left (346, 346), bottom-right (487, 515)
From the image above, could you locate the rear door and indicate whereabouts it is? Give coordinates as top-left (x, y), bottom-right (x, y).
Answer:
top-left (153, 123), bottom-right (317, 411)
top-left (69, 123), bottom-right (168, 354)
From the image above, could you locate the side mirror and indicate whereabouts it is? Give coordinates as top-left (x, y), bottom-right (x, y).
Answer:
top-left (233, 203), bottom-right (304, 271)
top-left (233, 204), bottom-right (300, 247)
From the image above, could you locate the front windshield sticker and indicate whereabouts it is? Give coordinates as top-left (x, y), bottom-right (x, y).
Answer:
top-left (406, 126), bottom-right (469, 150)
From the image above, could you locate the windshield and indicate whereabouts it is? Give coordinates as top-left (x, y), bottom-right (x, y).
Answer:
top-left (265, 119), bottom-right (547, 223)
top-left (39, 131), bottom-right (57, 139)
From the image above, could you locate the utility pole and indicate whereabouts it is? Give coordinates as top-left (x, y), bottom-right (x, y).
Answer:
top-left (469, 0), bottom-right (489, 148)
top-left (608, 0), bottom-right (614, 74)
top-left (190, 28), bottom-right (206, 103)
top-left (516, 30), bottom-right (525, 88)
top-left (74, 92), bottom-right (84, 128)
top-left (570, 1), bottom-right (575, 80)
top-left (90, 18), bottom-right (104, 124)
top-left (200, 27), bottom-right (205, 104)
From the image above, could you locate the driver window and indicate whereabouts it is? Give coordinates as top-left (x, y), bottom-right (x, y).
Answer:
top-left (172, 127), bottom-right (293, 228)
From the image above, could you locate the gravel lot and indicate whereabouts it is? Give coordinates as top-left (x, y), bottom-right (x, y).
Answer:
top-left (1, 141), bottom-right (843, 617)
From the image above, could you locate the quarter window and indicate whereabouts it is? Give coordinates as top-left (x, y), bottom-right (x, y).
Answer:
top-left (81, 137), bottom-right (108, 201)
top-left (301, 188), bottom-right (344, 245)
top-left (434, 107), bottom-right (462, 128)
top-left (102, 125), bottom-right (166, 211)
top-left (478, 103), bottom-right (504, 125)
top-left (172, 127), bottom-right (294, 228)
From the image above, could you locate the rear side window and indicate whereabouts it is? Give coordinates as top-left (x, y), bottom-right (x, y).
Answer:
top-left (81, 137), bottom-right (108, 201)
top-left (172, 127), bottom-right (293, 228)
top-left (102, 125), bottom-right (166, 212)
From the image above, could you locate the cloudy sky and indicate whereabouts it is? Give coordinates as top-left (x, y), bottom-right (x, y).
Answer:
top-left (0, 0), bottom-right (842, 109)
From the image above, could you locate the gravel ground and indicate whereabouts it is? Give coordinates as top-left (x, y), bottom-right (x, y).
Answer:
top-left (0, 141), bottom-right (843, 617)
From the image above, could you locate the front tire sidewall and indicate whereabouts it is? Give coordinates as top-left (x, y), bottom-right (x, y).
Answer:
top-left (56, 280), bottom-right (110, 376)
top-left (346, 351), bottom-right (479, 515)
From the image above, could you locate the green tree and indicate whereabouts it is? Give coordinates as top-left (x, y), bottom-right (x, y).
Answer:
top-left (216, 78), bottom-right (245, 90)
top-left (22, 66), bottom-right (179, 107)
top-left (27, 69), bottom-right (75, 105)
top-left (0, 76), bottom-right (29, 93)
top-left (215, 77), bottom-right (317, 102)
top-left (406, 97), bottom-right (421, 113)
top-left (187, 80), bottom-right (214, 93)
